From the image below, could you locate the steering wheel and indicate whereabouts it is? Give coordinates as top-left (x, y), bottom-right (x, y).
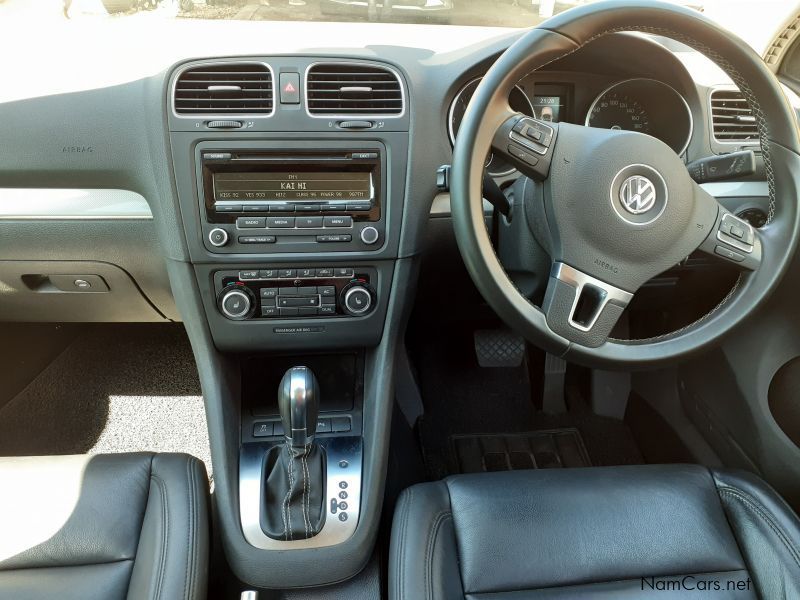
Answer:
top-left (450, 0), bottom-right (800, 368)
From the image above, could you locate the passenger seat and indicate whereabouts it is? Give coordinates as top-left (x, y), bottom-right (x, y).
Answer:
top-left (0, 453), bottom-right (209, 600)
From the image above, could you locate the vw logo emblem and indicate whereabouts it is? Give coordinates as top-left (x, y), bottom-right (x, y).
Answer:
top-left (619, 175), bottom-right (657, 214)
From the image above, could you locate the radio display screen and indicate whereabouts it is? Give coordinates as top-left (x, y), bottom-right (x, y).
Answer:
top-left (213, 171), bottom-right (373, 202)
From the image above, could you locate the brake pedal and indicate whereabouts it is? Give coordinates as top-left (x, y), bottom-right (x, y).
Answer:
top-left (474, 329), bottom-right (525, 368)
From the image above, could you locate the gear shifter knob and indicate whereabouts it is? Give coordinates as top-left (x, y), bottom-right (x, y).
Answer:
top-left (278, 366), bottom-right (319, 447)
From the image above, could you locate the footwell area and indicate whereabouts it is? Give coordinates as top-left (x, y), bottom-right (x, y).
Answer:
top-left (452, 429), bottom-right (591, 473)
top-left (410, 321), bottom-right (643, 479)
top-left (0, 324), bottom-right (211, 478)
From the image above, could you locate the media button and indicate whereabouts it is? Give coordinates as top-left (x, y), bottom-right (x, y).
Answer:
top-left (267, 217), bottom-right (295, 228)
top-left (237, 216), bottom-right (266, 228)
top-left (324, 216), bottom-right (352, 228)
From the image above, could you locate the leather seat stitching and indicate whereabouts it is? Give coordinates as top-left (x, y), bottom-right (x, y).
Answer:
top-left (183, 458), bottom-right (196, 600)
top-left (150, 473), bottom-right (170, 600)
top-left (718, 486), bottom-right (800, 572)
top-left (397, 487), bottom-right (414, 600)
top-left (425, 511), bottom-right (452, 600)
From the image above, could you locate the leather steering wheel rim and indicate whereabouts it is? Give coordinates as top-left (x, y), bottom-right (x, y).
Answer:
top-left (450, 0), bottom-right (800, 369)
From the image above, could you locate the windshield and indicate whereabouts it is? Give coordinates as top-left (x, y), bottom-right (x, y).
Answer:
top-left (0, 0), bottom-right (796, 53)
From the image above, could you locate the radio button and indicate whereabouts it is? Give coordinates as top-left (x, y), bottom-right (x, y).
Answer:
top-left (239, 270), bottom-right (260, 280)
top-left (335, 268), bottom-right (355, 278)
top-left (315, 268), bottom-right (334, 277)
top-left (238, 235), bottom-right (276, 244)
top-left (237, 216), bottom-right (266, 228)
top-left (317, 234), bottom-right (352, 242)
top-left (319, 286), bottom-right (336, 297)
top-left (216, 204), bottom-right (242, 213)
top-left (324, 216), bottom-right (352, 228)
top-left (279, 269), bottom-right (297, 278)
top-left (267, 217), bottom-right (295, 228)
top-left (260, 269), bottom-right (278, 279)
top-left (269, 204), bottom-right (295, 213)
top-left (298, 268), bottom-right (316, 278)
top-left (319, 305), bottom-right (336, 315)
top-left (347, 203), bottom-right (371, 212)
top-left (297, 216), bottom-right (324, 228)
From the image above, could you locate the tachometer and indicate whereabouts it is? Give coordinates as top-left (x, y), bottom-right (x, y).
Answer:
top-left (585, 78), bottom-right (693, 155)
top-left (449, 77), bottom-right (534, 176)
top-left (587, 93), bottom-right (650, 134)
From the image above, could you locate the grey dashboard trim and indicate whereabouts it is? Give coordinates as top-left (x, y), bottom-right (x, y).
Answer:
top-left (701, 181), bottom-right (769, 198)
top-left (303, 61), bottom-right (406, 120)
top-left (170, 60), bottom-right (277, 120)
top-left (0, 188), bottom-right (152, 220)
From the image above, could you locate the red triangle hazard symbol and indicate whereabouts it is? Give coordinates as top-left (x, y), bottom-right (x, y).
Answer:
top-left (284, 82), bottom-right (296, 93)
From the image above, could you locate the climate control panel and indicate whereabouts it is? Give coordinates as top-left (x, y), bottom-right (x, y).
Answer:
top-left (214, 266), bottom-right (377, 321)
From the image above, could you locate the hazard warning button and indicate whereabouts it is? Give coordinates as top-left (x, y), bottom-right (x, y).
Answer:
top-left (279, 72), bottom-right (300, 104)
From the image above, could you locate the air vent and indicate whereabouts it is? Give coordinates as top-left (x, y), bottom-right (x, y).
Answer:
top-left (710, 88), bottom-right (758, 142)
top-left (306, 63), bottom-right (403, 116)
top-left (174, 63), bottom-right (273, 116)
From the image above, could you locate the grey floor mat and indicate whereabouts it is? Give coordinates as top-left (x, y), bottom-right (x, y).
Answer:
top-left (451, 428), bottom-right (591, 473)
top-left (0, 324), bottom-right (211, 479)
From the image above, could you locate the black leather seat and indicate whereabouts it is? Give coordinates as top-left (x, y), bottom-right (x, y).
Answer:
top-left (0, 453), bottom-right (209, 600)
top-left (390, 465), bottom-right (800, 599)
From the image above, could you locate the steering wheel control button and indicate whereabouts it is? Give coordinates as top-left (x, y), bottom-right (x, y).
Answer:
top-left (208, 228), bottom-right (229, 247)
top-left (718, 213), bottom-right (755, 252)
top-left (507, 144), bottom-right (539, 167)
top-left (609, 164), bottom-right (668, 225)
top-left (714, 245), bottom-right (745, 262)
top-left (509, 117), bottom-right (553, 154)
top-left (360, 226), bottom-right (380, 245)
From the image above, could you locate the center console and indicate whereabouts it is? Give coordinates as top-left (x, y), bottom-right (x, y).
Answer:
top-left (167, 56), bottom-right (411, 588)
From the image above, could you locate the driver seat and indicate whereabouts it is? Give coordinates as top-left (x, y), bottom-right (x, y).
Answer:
top-left (389, 465), bottom-right (800, 599)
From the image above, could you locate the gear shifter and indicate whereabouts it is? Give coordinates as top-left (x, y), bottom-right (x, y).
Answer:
top-left (262, 366), bottom-right (326, 541)
top-left (278, 366), bottom-right (319, 448)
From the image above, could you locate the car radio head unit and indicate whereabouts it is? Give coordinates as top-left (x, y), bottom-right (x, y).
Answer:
top-left (202, 150), bottom-right (381, 223)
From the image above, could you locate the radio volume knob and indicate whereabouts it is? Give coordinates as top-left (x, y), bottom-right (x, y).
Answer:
top-left (360, 226), bottom-right (380, 245)
top-left (209, 228), bottom-right (229, 248)
top-left (342, 285), bottom-right (373, 316)
top-left (219, 286), bottom-right (255, 321)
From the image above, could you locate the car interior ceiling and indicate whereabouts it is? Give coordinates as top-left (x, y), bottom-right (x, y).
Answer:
top-left (4, 0), bottom-right (800, 598)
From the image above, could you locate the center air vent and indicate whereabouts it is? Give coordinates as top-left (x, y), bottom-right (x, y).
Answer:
top-left (306, 63), bottom-right (403, 116)
top-left (710, 88), bottom-right (758, 142)
top-left (174, 63), bottom-right (274, 116)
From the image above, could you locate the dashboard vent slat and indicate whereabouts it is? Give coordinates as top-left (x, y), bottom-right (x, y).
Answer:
top-left (710, 89), bottom-right (759, 142)
top-left (306, 64), bottom-right (403, 116)
top-left (174, 63), bottom-right (274, 116)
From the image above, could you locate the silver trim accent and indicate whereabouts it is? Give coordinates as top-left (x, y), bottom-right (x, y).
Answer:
top-left (343, 286), bottom-right (372, 315)
top-left (221, 289), bottom-right (251, 319)
top-left (708, 85), bottom-right (759, 145)
top-left (552, 263), bottom-right (633, 333)
top-left (609, 164), bottom-right (669, 226)
top-left (619, 175), bottom-right (656, 214)
top-left (240, 436), bottom-right (362, 550)
top-left (0, 188), bottom-right (152, 220)
top-left (585, 77), bottom-right (694, 156)
top-left (303, 61), bottom-right (406, 120)
top-left (208, 227), bottom-right (229, 247)
top-left (447, 77), bottom-right (535, 177)
top-left (170, 60), bottom-right (276, 120)
top-left (360, 226), bottom-right (379, 245)
top-left (700, 181), bottom-right (768, 198)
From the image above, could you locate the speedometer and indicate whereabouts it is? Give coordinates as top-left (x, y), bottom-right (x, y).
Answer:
top-left (585, 78), bottom-right (693, 155)
top-left (449, 77), bottom-right (534, 176)
top-left (587, 93), bottom-right (651, 134)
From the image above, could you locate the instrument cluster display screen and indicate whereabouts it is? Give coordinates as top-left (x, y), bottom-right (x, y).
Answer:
top-left (213, 171), bottom-right (373, 202)
top-left (532, 96), bottom-right (563, 123)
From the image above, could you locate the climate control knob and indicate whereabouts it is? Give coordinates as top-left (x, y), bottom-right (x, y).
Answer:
top-left (218, 285), bottom-right (255, 321)
top-left (342, 284), bottom-right (374, 316)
